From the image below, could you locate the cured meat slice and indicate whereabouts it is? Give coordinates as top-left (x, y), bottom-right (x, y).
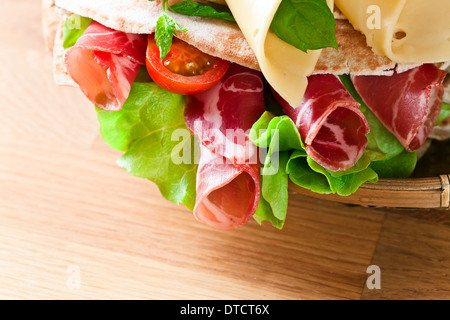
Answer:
top-left (276, 74), bottom-right (370, 172)
top-left (185, 64), bottom-right (265, 230)
top-left (352, 64), bottom-right (447, 151)
top-left (65, 21), bottom-right (147, 111)
top-left (185, 64), bottom-right (266, 165)
top-left (195, 145), bottom-right (261, 230)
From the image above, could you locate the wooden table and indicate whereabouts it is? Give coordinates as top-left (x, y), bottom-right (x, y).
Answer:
top-left (1, 0), bottom-right (449, 300)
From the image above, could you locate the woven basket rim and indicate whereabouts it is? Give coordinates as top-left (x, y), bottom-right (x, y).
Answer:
top-left (290, 174), bottom-right (450, 209)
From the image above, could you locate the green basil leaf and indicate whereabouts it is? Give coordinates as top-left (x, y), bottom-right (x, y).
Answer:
top-left (270, 0), bottom-right (338, 52)
top-left (169, 1), bottom-right (235, 22)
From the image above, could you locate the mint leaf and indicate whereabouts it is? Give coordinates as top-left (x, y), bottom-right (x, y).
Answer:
top-left (436, 102), bottom-right (450, 126)
top-left (62, 14), bottom-right (92, 50)
top-left (270, 0), bottom-right (338, 52)
top-left (169, 1), bottom-right (235, 22)
top-left (96, 82), bottom-right (197, 210)
top-left (155, 12), bottom-right (188, 60)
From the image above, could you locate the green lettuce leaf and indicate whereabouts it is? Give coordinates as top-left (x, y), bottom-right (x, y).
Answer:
top-left (250, 112), bottom-right (378, 228)
top-left (286, 150), bottom-right (331, 194)
top-left (305, 157), bottom-right (378, 196)
top-left (286, 150), bottom-right (379, 196)
top-left (252, 111), bottom-right (379, 193)
top-left (169, 1), bottom-right (235, 22)
top-left (260, 151), bottom-right (290, 226)
top-left (285, 145), bottom-right (378, 197)
top-left (270, 0), bottom-right (338, 52)
top-left (62, 14), bottom-right (92, 50)
top-left (254, 195), bottom-right (285, 230)
top-left (96, 82), bottom-right (198, 210)
top-left (369, 149), bottom-right (417, 178)
top-left (436, 102), bottom-right (450, 126)
top-left (250, 112), bottom-right (304, 152)
top-left (251, 73), bottom-right (420, 228)
top-left (251, 113), bottom-right (309, 228)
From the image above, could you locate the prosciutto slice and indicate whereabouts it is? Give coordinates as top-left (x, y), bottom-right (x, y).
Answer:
top-left (276, 74), bottom-right (370, 172)
top-left (185, 64), bottom-right (266, 165)
top-left (65, 21), bottom-right (147, 111)
top-left (195, 145), bottom-right (261, 230)
top-left (185, 64), bottom-right (265, 230)
top-left (352, 64), bottom-right (447, 151)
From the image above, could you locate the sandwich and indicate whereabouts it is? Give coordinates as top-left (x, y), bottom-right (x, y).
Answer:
top-left (43, 0), bottom-right (450, 230)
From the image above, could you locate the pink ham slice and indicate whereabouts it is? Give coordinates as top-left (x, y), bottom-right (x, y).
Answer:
top-left (185, 64), bottom-right (265, 230)
top-left (352, 64), bottom-right (447, 152)
top-left (276, 74), bottom-right (370, 172)
top-left (65, 22), bottom-right (147, 111)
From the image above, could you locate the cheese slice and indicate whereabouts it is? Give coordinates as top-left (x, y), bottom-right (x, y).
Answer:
top-left (225, 0), bottom-right (334, 107)
top-left (335, 0), bottom-right (450, 64)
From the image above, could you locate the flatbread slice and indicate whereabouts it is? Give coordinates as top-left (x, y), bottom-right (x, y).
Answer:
top-left (46, 0), bottom-right (420, 88)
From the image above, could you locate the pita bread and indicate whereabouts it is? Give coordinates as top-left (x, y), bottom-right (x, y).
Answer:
top-left (314, 20), bottom-right (418, 76)
top-left (41, 1), bottom-right (76, 86)
top-left (52, 20), bottom-right (77, 86)
top-left (43, 0), bottom-right (450, 142)
top-left (41, 0), bottom-right (60, 53)
top-left (49, 0), bottom-right (417, 77)
top-left (332, 5), bottom-right (347, 20)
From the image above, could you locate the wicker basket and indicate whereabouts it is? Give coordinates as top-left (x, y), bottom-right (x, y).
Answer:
top-left (290, 139), bottom-right (450, 209)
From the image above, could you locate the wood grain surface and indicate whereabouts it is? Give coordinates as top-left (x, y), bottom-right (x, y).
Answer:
top-left (1, 0), bottom-right (449, 300)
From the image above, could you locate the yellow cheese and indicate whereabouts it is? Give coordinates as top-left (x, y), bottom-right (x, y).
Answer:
top-left (225, 0), bottom-right (334, 107)
top-left (335, 0), bottom-right (450, 63)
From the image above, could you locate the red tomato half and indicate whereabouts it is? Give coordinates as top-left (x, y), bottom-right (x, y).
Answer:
top-left (146, 34), bottom-right (231, 95)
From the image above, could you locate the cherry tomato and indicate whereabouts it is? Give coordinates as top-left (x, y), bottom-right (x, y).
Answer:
top-left (146, 34), bottom-right (231, 95)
